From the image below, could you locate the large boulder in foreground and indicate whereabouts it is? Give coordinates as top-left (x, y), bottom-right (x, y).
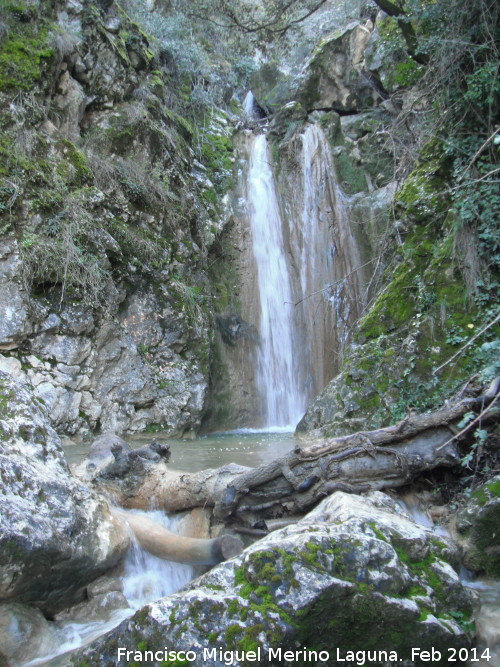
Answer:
top-left (73, 492), bottom-right (475, 666)
top-left (0, 371), bottom-right (129, 615)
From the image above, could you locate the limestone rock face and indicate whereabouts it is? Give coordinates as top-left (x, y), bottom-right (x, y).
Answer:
top-left (0, 239), bottom-right (32, 351)
top-left (456, 475), bottom-right (500, 578)
top-left (0, 275), bottom-right (208, 436)
top-left (0, 372), bottom-right (129, 614)
top-left (297, 23), bottom-right (375, 112)
top-left (251, 23), bottom-right (377, 115)
top-left (0, 0), bottom-right (212, 438)
top-left (74, 492), bottom-right (474, 666)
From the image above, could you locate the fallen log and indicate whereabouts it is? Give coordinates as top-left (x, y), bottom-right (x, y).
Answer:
top-left (82, 379), bottom-right (499, 526)
top-left (112, 509), bottom-right (243, 565)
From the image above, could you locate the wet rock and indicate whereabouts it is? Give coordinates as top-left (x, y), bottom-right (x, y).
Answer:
top-left (0, 372), bottom-right (129, 615)
top-left (55, 590), bottom-right (129, 623)
top-left (86, 576), bottom-right (124, 600)
top-left (87, 433), bottom-right (131, 468)
top-left (456, 475), bottom-right (500, 577)
top-left (75, 433), bottom-right (172, 484)
top-left (0, 602), bottom-right (58, 666)
top-left (74, 492), bottom-right (475, 666)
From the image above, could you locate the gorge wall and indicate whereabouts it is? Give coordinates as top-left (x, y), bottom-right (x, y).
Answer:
top-left (0, 0), bottom-right (498, 440)
top-left (0, 0), bottom-right (232, 437)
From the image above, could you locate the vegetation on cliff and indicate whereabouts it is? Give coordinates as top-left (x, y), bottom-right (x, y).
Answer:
top-left (0, 0), bottom-right (498, 441)
top-left (298, 0), bottom-right (499, 456)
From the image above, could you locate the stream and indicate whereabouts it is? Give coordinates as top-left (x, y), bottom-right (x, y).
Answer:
top-left (21, 430), bottom-right (297, 666)
top-left (18, 433), bottom-right (499, 665)
top-left (22, 112), bottom-right (500, 663)
top-left (400, 496), bottom-right (500, 666)
top-left (25, 510), bottom-right (195, 667)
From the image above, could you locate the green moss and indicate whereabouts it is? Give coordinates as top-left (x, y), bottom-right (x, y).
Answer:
top-left (368, 522), bottom-right (388, 543)
top-left (226, 599), bottom-right (240, 617)
top-left (471, 502), bottom-right (500, 577)
top-left (395, 160), bottom-right (448, 222)
top-left (159, 658), bottom-right (191, 667)
top-left (233, 553), bottom-right (296, 628)
top-left (58, 141), bottom-right (93, 184)
top-left (335, 152), bottom-right (367, 194)
top-left (472, 479), bottom-right (500, 506)
top-left (0, 32), bottom-right (54, 92)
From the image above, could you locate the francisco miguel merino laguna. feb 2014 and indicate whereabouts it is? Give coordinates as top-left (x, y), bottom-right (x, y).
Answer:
top-left (116, 646), bottom-right (407, 664)
top-left (117, 646), bottom-right (494, 664)
top-left (117, 646), bottom-right (493, 664)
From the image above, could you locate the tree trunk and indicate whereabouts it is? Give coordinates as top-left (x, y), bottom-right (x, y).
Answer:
top-left (111, 509), bottom-right (243, 564)
top-left (86, 383), bottom-right (499, 527)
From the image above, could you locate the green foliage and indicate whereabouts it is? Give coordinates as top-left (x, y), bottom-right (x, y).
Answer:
top-left (170, 274), bottom-right (207, 332)
top-left (0, 2), bottom-right (54, 93)
top-left (392, 58), bottom-right (423, 87)
top-left (20, 200), bottom-right (108, 308)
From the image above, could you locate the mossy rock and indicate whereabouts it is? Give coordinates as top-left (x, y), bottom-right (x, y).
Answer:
top-left (0, 31), bottom-right (54, 93)
top-left (456, 475), bottom-right (500, 578)
top-left (250, 62), bottom-right (293, 114)
top-left (395, 161), bottom-right (448, 223)
top-left (72, 492), bottom-right (474, 665)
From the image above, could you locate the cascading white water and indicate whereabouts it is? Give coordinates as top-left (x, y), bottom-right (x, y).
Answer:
top-left (293, 124), bottom-right (366, 395)
top-left (246, 133), bottom-right (305, 428)
top-left (24, 510), bottom-right (194, 667)
top-left (243, 91), bottom-right (256, 118)
top-left (121, 510), bottom-right (195, 609)
top-left (216, 121), bottom-right (369, 431)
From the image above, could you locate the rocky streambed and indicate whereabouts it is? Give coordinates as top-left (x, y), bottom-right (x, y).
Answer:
top-left (1, 370), bottom-right (500, 666)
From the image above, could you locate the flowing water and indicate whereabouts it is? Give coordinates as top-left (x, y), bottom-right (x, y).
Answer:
top-left (22, 115), bottom-right (500, 663)
top-left (26, 431), bottom-right (298, 665)
top-left (399, 495), bottom-right (500, 666)
top-left (24, 511), bottom-right (194, 667)
top-left (292, 124), bottom-right (367, 395)
top-left (242, 91), bottom-right (256, 118)
top-left (246, 133), bottom-right (305, 428)
top-left (223, 123), bottom-right (368, 430)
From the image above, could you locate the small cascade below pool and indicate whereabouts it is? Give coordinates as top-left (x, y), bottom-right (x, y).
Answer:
top-left (25, 510), bottom-right (194, 667)
top-left (398, 494), bottom-right (500, 666)
top-left (121, 510), bottom-right (195, 609)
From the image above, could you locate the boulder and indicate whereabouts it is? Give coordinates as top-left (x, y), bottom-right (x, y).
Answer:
top-left (73, 492), bottom-right (475, 666)
top-left (0, 371), bottom-right (129, 615)
top-left (297, 23), bottom-right (376, 112)
top-left (456, 475), bottom-right (500, 577)
top-left (0, 602), bottom-right (59, 666)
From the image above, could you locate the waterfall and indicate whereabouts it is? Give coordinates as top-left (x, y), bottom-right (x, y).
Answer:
top-left (291, 124), bottom-right (366, 396)
top-left (214, 123), bottom-right (368, 432)
top-left (243, 91), bottom-right (256, 118)
top-left (246, 133), bottom-right (305, 428)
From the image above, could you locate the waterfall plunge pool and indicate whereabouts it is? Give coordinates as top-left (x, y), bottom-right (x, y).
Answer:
top-left (63, 429), bottom-right (298, 472)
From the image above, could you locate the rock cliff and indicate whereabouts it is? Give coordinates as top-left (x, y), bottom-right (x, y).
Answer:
top-left (0, 0), bottom-right (230, 436)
